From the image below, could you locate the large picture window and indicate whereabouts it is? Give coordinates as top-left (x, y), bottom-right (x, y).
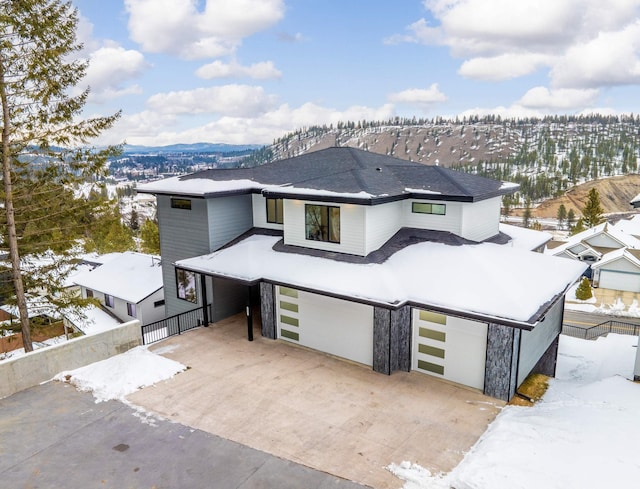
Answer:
top-left (176, 269), bottom-right (197, 303)
top-left (266, 198), bottom-right (283, 224)
top-left (305, 204), bottom-right (340, 243)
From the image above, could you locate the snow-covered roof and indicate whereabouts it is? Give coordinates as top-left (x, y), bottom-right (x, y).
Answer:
top-left (176, 234), bottom-right (586, 327)
top-left (64, 304), bottom-right (123, 335)
top-left (138, 147), bottom-right (518, 204)
top-left (591, 247), bottom-right (640, 270)
top-left (611, 214), bottom-right (640, 237)
top-left (546, 222), bottom-right (640, 257)
top-left (499, 223), bottom-right (551, 251)
top-left (73, 252), bottom-right (163, 303)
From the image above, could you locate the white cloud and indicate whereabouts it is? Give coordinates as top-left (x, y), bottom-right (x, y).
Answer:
top-left (517, 87), bottom-right (599, 110)
top-left (83, 42), bottom-right (149, 103)
top-left (550, 21), bottom-right (640, 88)
top-left (388, 84), bottom-right (447, 107)
top-left (124, 0), bottom-right (285, 59)
top-left (96, 101), bottom-right (396, 146)
top-left (459, 53), bottom-right (552, 81)
top-left (146, 85), bottom-right (278, 117)
top-left (195, 60), bottom-right (282, 79)
top-left (391, 0), bottom-right (640, 90)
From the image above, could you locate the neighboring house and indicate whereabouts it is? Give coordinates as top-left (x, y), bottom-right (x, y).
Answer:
top-left (547, 220), bottom-right (640, 291)
top-left (138, 147), bottom-right (584, 401)
top-left (73, 251), bottom-right (165, 326)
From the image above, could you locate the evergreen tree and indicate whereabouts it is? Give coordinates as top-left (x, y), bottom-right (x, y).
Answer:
top-left (522, 199), bottom-right (532, 228)
top-left (85, 207), bottom-right (135, 254)
top-left (556, 204), bottom-right (567, 229)
top-left (140, 219), bottom-right (160, 255)
top-left (581, 188), bottom-right (604, 228)
top-left (0, 0), bottom-right (120, 351)
top-left (567, 208), bottom-right (576, 228)
top-left (575, 277), bottom-right (593, 301)
top-left (129, 209), bottom-right (140, 233)
top-left (571, 218), bottom-right (586, 235)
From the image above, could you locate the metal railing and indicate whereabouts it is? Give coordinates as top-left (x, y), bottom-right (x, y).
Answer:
top-left (562, 319), bottom-right (640, 340)
top-left (142, 304), bottom-right (212, 345)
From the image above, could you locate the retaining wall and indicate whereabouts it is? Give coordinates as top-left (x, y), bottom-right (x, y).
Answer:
top-left (0, 320), bottom-right (141, 399)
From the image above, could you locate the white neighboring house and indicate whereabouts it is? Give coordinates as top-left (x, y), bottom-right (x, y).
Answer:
top-left (73, 251), bottom-right (164, 326)
top-left (546, 220), bottom-right (640, 292)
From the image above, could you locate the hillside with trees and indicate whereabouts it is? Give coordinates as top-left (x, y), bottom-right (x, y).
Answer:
top-left (246, 115), bottom-right (640, 214)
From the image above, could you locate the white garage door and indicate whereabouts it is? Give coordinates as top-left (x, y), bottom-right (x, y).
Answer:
top-left (412, 309), bottom-right (488, 390)
top-left (599, 270), bottom-right (640, 292)
top-left (275, 286), bottom-right (374, 366)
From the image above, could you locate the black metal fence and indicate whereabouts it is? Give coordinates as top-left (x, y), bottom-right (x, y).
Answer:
top-left (562, 319), bottom-right (640, 340)
top-left (142, 304), bottom-right (212, 345)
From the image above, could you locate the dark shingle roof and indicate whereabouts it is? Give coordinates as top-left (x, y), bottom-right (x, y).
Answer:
top-left (164, 147), bottom-right (517, 203)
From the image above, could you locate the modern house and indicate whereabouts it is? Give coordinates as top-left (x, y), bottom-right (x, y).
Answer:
top-left (138, 147), bottom-right (585, 401)
top-left (73, 251), bottom-right (165, 326)
top-left (546, 221), bottom-right (640, 291)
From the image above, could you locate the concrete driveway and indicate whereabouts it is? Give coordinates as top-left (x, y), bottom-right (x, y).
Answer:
top-left (128, 315), bottom-right (504, 489)
top-left (0, 381), bottom-right (363, 489)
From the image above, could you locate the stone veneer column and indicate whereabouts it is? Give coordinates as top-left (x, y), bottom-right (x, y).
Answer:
top-left (484, 323), bottom-right (520, 401)
top-left (259, 282), bottom-right (276, 339)
top-left (373, 307), bottom-right (391, 374)
top-left (390, 306), bottom-right (411, 372)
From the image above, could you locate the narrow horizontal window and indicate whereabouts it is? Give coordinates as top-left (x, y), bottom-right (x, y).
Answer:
top-left (279, 286), bottom-right (298, 298)
top-left (418, 344), bottom-right (445, 358)
top-left (412, 202), bottom-right (446, 215)
top-left (418, 327), bottom-right (446, 342)
top-left (171, 198), bottom-right (192, 210)
top-left (281, 329), bottom-right (299, 341)
top-left (280, 315), bottom-right (299, 327)
top-left (280, 301), bottom-right (299, 313)
top-left (154, 300), bottom-right (165, 308)
top-left (418, 360), bottom-right (445, 375)
top-left (419, 310), bottom-right (447, 325)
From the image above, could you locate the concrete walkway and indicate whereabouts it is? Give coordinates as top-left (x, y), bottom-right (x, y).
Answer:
top-left (129, 315), bottom-right (504, 489)
top-left (0, 381), bottom-right (366, 489)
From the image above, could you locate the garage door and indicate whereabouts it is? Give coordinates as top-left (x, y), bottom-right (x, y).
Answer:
top-left (599, 269), bottom-right (640, 292)
top-left (275, 286), bottom-right (374, 366)
top-left (412, 309), bottom-right (488, 390)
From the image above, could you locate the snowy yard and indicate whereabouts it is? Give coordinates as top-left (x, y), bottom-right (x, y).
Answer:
top-left (56, 333), bottom-right (639, 489)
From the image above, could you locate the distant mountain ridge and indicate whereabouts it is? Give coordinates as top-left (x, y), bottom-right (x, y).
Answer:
top-left (122, 142), bottom-right (261, 154)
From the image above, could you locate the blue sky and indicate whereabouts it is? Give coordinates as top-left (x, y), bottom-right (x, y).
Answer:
top-left (72, 0), bottom-right (640, 146)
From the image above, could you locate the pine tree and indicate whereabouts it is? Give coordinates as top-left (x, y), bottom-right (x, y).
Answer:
top-left (129, 209), bottom-right (140, 233)
top-left (522, 199), bottom-right (532, 228)
top-left (140, 219), bottom-right (160, 255)
top-left (0, 0), bottom-right (120, 351)
top-left (556, 204), bottom-right (567, 229)
top-left (571, 218), bottom-right (586, 235)
top-left (567, 208), bottom-right (576, 228)
top-left (581, 188), bottom-right (604, 228)
top-left (575, 277), bottom-right (593, 301)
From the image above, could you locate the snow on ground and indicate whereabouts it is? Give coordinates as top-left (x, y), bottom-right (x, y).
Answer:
top-left (389, 333), bottom-right (640, 489)
top-left (54, 346), bottom-right (186, 403)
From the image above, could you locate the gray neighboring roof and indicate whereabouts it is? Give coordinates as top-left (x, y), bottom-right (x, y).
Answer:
top-left (138, 147), bottom-right (518, 204)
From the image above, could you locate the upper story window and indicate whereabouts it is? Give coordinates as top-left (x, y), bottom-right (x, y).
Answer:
top-left (105, 294), bottom-right (114, 308)
top-left (171, 197), bottom-right (192, 210)
top-left (266, 198), bottom-right (283, 224)
top-left (85, 289), bottom-right (93, 298)
top-left (412, 202), bottom-right (446, 215)
top-left (305, 204), bottom-right (340, 243)
top-left (127, 302), bottom-right (137, 318)
top-left (176, 268), bottom-right (197, 303)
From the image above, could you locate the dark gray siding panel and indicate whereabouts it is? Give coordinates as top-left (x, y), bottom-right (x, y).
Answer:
top-left (531, 336), bottom-right (559, 378)
top-left (208, 194), bottom-right (253, 251)
top-left (517, 296), bottom-right (563, 385)
top-left (373, 307), bottom-right (391, 375)
top-left (484, 324), bottom-right (519, 401)
top-left (212, 278), bottom-right (247, 322)
top-left (260, 282), bottom-right (276, 339)
top-left (157, 195), bottom-right (211, 317)
top-left (390, 306), bottom-right (411, 372)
